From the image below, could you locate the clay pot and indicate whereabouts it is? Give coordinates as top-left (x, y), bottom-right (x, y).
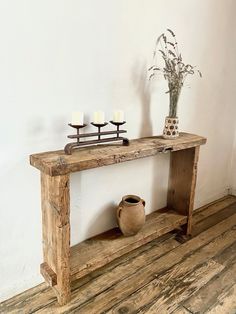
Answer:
top-left (117, 195), bottom-right (146, 236)
top-left (163, 116), bottom-right (179, 139)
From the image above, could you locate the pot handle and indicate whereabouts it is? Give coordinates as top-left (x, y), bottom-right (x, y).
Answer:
top-left (141, 199), bottom-right (146, 207)
top-left (117, 206), bottom-right (122, 218)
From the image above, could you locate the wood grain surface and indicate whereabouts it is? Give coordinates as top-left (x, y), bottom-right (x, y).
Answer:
top-left (1, 197), bottom-right (235, 314)
top-left (70, 209), bottom-right (187, 280)
top-left (41, 173), bottom-right (71, 305)
top-left (168, 146), bottom-right (199, 234)
top-left (30, 133), bottom-right (206, 176)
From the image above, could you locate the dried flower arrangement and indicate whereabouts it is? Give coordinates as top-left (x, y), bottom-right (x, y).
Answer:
top-left (148, 29), bottom-right (202, 138)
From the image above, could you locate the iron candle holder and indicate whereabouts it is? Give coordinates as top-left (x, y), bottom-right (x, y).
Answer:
top-left (68, 123), bottom-right (87, 141)
top-left (64, 121), bottom-right (129, 155)
top-left (91, 122), bottom-right (109, 140)
top-left (110, 121), bottom-right (126, 137)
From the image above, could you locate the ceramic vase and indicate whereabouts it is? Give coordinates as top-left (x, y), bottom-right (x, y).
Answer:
top-left (117, 195), bottom-right (146, 236)
top-left (163, 116), bottom-right (179, 139)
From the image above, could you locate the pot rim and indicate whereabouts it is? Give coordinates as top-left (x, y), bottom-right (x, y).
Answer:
top-left (166, 116), bottom-right (179, 119)
top-left (122, 194), bottom-right (141, 206)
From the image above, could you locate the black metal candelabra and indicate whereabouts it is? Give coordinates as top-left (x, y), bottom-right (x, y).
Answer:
top-left (64, 121), bottom-right (129, 155)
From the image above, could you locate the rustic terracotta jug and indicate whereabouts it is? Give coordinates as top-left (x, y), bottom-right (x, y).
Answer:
top-left (117, 195), bottom-right (146, 236)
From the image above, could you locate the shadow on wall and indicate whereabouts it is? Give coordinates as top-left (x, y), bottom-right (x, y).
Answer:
top-left (151, 154), bottom-right (170, 211)
top-left (131, 61), bottom-right (153, 138)
top-left (131, 61), bottom-right (169, 212)
top-left (85, 202), bottom-right (117, 239)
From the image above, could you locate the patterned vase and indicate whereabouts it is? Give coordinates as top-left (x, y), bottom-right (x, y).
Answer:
top-left (163, 116), bottom-right (179, 139)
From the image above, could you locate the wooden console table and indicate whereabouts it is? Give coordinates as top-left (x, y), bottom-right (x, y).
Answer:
top-left (30, 132), bottom-right (206, 305)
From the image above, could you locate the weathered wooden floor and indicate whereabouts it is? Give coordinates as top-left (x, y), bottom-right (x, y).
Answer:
top-left (1, 195), bottom-right (236, 314)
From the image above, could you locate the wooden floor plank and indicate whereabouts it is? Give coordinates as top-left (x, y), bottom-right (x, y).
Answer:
top-left (171, 306), bottom-right (192, 314)
top-left (174, 196), bottom-right (236, 243)
top-left (107, 221), bottom-right (236, 314)
top-left (70, 214), bottom-right (236, 314)
top-left (182, 241), bottom-right (236, 313)
top-left (192, 201), bottom-right (236, 237)
top-left (36, 237), bottom-right (179, 314)
top-left (205, 283), bottom-right (236, 314)
top-left (0, 283), bottom-right (46, 310)
top-left (1, 196), bottom-right (236, 314)
top-left (1, 235), bottom-right (179, 314)
top-left (193, 195), bottom-right (236, 224)
top-left (183, 261), bottom-right (236, 314)
top-left (213, 237), bottom-right (236, 266)
top-left (138, 259), bottom-right (224, 314)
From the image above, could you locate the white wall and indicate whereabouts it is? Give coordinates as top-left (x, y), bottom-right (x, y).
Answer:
top-left (1, 0), bottom-right (236, 302)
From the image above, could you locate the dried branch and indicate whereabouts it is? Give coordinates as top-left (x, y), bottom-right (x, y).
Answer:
top-left (148, 29), bottom-right (202, 118)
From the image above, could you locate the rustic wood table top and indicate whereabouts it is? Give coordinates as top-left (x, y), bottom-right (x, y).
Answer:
top-left (30, 132), bottom-right (206, 176)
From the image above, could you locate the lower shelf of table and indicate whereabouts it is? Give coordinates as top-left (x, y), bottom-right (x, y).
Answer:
top-left (70, 208), bottom-right (187, 280)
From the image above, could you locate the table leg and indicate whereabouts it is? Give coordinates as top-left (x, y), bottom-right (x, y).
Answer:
top-left (40, 172), bottom-right (71, 305)
top-left (167, 146), bottom-right (200, 235)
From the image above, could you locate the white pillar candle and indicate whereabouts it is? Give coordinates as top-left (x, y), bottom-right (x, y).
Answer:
top-left (71, 112), bottom-right (84, 125)
top-left (113, 110), bottom-right (124, 123)
top-left (93, 111), bottom-right (105, 124)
